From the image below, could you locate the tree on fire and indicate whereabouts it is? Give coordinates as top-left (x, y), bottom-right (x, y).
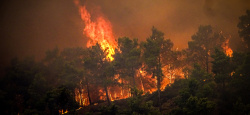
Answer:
top-left (113, 37), bottom-right (141, 91)
top-left (141, 27), bottom-right (173, 109)
top-left (84, 43), bottom-right (116, 105)
top-left (187, 25), bottom-right (225, 73)
top-left (58, 47), bottom-right (96, 107)
top-left (238, 10), bottom-right (250, 52)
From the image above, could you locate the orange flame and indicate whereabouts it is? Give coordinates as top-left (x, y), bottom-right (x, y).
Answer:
top-left (74, 0), bottom-right (117, 61)
top-left (59, 109), bottom-right (68, 115)
top-left (74, 88), bottom-right (90, 106)
top-left (221, 39), bottom-right (233, 57)
top-left (139, 65), bottom-right (184, 92)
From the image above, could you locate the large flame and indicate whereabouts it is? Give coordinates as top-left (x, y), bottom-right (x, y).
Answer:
top-left (74, 0), bottom-right (116, 61)
top-left (73, 0), bottom-right (184, 107)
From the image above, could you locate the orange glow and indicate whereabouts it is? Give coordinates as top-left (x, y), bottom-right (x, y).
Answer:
top-left (73, 66), bottom-right (184, 107)
top-left (73, 67), bottom-right (184, 107)
top-left (74, 88), bottom-right (90, 106)
top-left (74, 0), bottom-right (117, 61)
top-left (59, 109), bottom-right (68, 115)
top-left (161, 65), bottom-right (185, 91)
top-left (221, 39), bottom-right (233, 57)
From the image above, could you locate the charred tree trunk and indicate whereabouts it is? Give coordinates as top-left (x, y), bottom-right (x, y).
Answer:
top-left (131, 67), bottom-right (138, 97)
top-left (157, 75), bottom-right (161, 110)
top-left (157, 56), bottom-right (162, 111)
top-left (132, 73), bottom-right (136, 88)
top-left (104, 85), bottom-right (111, 105)
top-left (131, 67), bottom-right (136, 88)
top-left (140, 74), bottom-right (144, 91)
top-left (86, 78), bottom-right (92, 105)
top-left (121, 79), bottom-right (124, 97)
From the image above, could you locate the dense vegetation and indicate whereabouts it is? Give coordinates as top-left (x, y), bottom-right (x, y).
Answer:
top-left (0, 10), bottom-right (249, 115)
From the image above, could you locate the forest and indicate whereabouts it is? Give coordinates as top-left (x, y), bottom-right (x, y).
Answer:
top-left (0, 4), bottom-right (250, 115)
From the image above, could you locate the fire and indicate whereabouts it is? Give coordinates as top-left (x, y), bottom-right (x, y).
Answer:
top-left (74, 88), bottom-right (89, 106)
top-left (73, 66), bottom-right (184, 108)
top-left (222, 38), bottom-right (233, 57)
top-left (59, 109), bottom-right (68, 115)
top-left (73, 0), bottom-right (184, 108)
top-left (74, 0), bottom-right (117, 61)
top-left (159, 64), bottom-right (185, 91)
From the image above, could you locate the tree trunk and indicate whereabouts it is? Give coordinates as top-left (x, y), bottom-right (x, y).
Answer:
top-left (130, 67), bottom-right (137, 97)
top-left (104, 86), bottom-right (111, 105)
top-left (86, 78), bottom-right (92, 105)
top-left (157, 76), bottom-right (161, 111)
top-left (132, 68), bottom-right (136, 88)
top-left (121, 79), bottom-right (124, 97)
top-left (140, 74), bottom-right (144, 91)
top-left (157, 56), bottom-right (162, 111)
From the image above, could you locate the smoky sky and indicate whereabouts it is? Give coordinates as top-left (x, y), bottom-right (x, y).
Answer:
top-left (86, 0), bottom-right (250, 48)
top-left (0, 0), bottom-right (249, 75)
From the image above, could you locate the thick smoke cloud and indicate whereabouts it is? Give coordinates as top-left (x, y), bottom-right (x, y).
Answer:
top-left (0, 0), bottom-right (249, 75)
top-left (85, 0), bottom-right (250, 49)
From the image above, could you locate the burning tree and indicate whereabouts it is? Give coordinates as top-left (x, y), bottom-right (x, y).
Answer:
top-left (84, 44), bottom-right (117, 105)
top-left (113, 37), bottom-right (142, 93)
top-left (141, 27), bottom-right (173, 109)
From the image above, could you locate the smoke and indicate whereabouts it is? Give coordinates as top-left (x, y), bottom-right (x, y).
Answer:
top-left (0, 0), bottom-right (249, 75)
top-left (83, 0), bottom-right (249, 50)
top-left (0, 0), bottom-right (86, 75)
top-left (204, 0), bottom-right (215, 16)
